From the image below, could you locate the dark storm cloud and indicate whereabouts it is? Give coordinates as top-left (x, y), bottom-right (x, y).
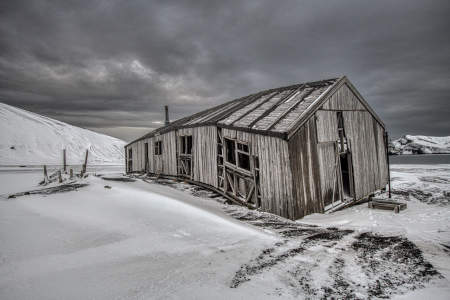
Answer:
top-left (0, 0), bottom-right (449, 141)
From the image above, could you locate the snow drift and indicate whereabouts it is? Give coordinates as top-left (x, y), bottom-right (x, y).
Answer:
top-left (0, 102), bottom-right (125, 165)
top-left (389, 135), bottom-right (450, 155)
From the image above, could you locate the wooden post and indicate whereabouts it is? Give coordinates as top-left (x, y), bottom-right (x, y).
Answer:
top-left (58, 170), bottom-right (62, 183)
top-left (70, 168), bottom-right (73, 179)
top-left (82, 149), bottom-right (89, 176)
top-left (43, 165), bottom-right (49, 183)
top-left (63, 149), bottom-right (66, 173)
top-left (384, 131), bottom-right (392, 199)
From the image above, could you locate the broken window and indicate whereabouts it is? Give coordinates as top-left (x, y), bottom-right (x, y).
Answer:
top-left (154, 141), bottom-right (162, 155)
top-left (238, 152), bottom-right (250, 170)
top-left (237, 142), bottom-right (250, 171)
top-left (144, 143), bottom-right (149, 171)
top-left (337, 111), bottom-right (348, 153)
top-left (127, 148), bottom-right (133, 172)
top-left (225, 138), bottom-right (251, 171)
top-left (180, 136), bottom-right (192, 155)
top-left (181, 137), bottom-right (186, 154)
top-left (186, 136), bottom-right (192, 154)
top-left (225, 138), bottom-right (236, 165)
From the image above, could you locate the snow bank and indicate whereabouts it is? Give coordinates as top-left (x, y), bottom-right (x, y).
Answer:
top-left (389, 135), bottom-right (450, 155)
top-left (0, 171), bottom-right (273, 299)
top-left (0, 103), bottom-right (125, 165)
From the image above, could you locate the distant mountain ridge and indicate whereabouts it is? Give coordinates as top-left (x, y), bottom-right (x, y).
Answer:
top-left (389, 135), bottom-right (450, 155)
top-left (0, 102), bottom-right (125, 165)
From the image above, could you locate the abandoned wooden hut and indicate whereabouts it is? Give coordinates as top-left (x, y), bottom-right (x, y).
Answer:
top-left (125, 76), bottom-right (389, 220)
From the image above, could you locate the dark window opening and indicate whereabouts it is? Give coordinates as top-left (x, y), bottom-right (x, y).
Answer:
top-left (237, 142), bottom-right (249, 152)
top-left (238, 152), bottom-right (250, 170)
top-left (127, 148), bottom-right (133, 172)
top-left (337, 111), bottom-right (347, 153)
top-left (186, 136), bottom-right (192, 154)
top-left (180, 136), bottom-right (192, 155)
top-left (225, 138), bottom-right (236, 164)
top-left (181, 137), bottom-right (186, 154)
top-left (144, 143), bottom-right (149, 171)
top-left (154, 141), bottom-right (162, 155)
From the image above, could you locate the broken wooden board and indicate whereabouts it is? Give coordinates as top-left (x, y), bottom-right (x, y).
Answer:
top-left (7, 183), bottom-right (89, 199)
top-left (368, 198), bottom-right (407, 213)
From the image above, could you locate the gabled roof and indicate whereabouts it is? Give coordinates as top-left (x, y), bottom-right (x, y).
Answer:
top-left (127, 76), bottom-right (384, 146)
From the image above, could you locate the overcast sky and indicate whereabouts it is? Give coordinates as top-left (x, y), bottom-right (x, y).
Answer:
top-left (1, 0), bottom-right (449, 141)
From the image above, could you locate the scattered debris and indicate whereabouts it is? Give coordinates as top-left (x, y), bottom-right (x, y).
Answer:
top-left (7, 183), bottom-right (89, 199)
top-left (102, 176), bottom-right (136, 182)
top-left (368, 198), bottom-right (407, 213)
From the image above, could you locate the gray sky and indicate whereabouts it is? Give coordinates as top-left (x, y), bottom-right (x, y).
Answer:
top-left (1, 0), bottom-right (449, 141)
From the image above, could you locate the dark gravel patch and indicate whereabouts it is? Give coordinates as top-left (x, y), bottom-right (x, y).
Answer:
top-left (352, 232), bottom-right (442, 298)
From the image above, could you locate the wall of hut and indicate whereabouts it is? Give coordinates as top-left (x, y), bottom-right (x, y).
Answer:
top-left (287, 118), bottom-right (323, 219)
top-left (221, 128), bottom-right (294, 219)
top-left (314, 83), bottom-right (388, 203)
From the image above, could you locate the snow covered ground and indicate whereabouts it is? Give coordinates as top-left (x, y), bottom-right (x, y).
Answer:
top-left (389, 135), bottom-right (450, 154)
top-left (0, 164), bottom-right (449, 299)
top-left (0, 103), bottom-right (125, 165)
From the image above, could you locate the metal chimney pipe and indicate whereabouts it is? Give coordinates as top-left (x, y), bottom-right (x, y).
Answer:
top-left (164, 105), bottom-right (170, 126)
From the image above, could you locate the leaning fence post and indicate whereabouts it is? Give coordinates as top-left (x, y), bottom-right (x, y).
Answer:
top-left (81, 149), bottom-right (89, 177)
top-left (63, 149), bottom-right (67, 173)
top-left (43, 165), bottom-right (49, 183)
top-left (58, 170), bottom-right (62, 183)
top-left (70, 168), bottom-right (73, 179)
top-left (83, 149), bottom-right (89, 174)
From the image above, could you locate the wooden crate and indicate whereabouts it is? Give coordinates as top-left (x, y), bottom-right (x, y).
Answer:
top-left (368, 198), bottom-right (407, 213)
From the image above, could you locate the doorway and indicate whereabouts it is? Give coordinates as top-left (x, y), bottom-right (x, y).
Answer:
top-left (144, 143), bottom-right (149, 172)
top-left (339, 153), bottom-right (352, 198)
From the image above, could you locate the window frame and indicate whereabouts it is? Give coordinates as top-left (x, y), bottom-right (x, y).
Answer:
top-left (336, 111), bottom-right (348, 153)
top-left (154, 140), bottom-right (163, 155)
top-left (127, 148), bottom-right (133, 172)
top-left (224, 138), bottom-right (251, 173)
top-left (179, 135), bottom-right (193, 155)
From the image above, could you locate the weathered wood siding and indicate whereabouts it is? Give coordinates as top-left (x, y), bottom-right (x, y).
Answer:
top-left (222, 128), bottom-right (294, 219)
top-left (152, 131), bottom-right (177, 175)
top-left (192, 126), bottom-right (218, 188)
top-left (315, 110), bottom-right (341, 206)
top-left (288, 118), bottom-right (323, 219)
top-left (322, 83), bottom-right (365, 110)
top-left (374, 121), bottom-right (389, 188)
top-left (316, 111), bottom-right (338, 142)
top-left (316, 83), bottom-right (388, 201)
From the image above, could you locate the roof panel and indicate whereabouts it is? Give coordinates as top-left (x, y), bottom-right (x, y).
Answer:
top-left (218, 91), bottom-right (277, 126)
top-left (127, 77), bottom-right (341, 145)
top-left (234, 89), bottom-right (294, 128)
top-left (272, 85), bottom-right (330, 132)
top-left (252, 86), bottom-right (312, 130)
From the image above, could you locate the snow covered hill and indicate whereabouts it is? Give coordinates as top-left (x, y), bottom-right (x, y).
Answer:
top-left (389, 135), bottom-right (450, 155)
top-left (0, 103), bottom-right (125, 165)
